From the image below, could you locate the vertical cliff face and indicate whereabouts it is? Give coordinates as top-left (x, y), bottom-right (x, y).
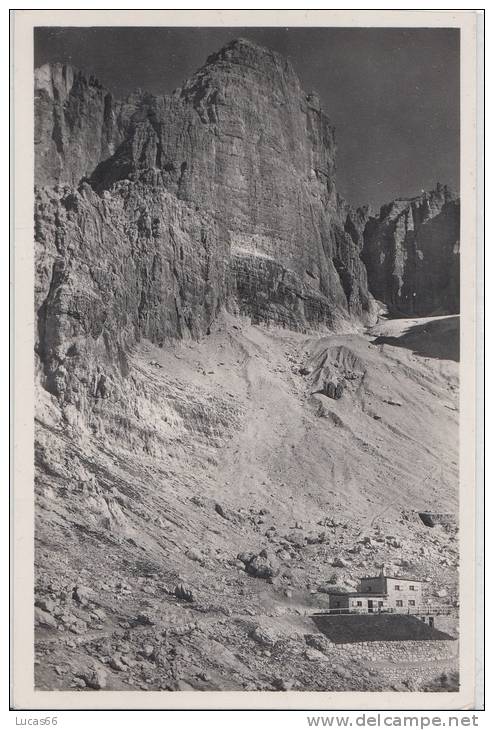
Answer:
top-left (35, 181), bottom-right (230, 399)
top-left (362, 185), bottom-right (460, 315)
top-left (35, 39), bottom-right (377, 354)
top-left (34, 63), bottom-right (128, 187)
top-left (91, 39), bottom-right (377, 329)
top-left (34, 38), bottom-right (460, 405)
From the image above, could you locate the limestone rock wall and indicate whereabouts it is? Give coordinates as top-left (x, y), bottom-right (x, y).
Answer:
top-left (34, 63), bottom-right (127, 187)
top-left (35, 181), bottom-right (229, 399)
top-left (35, 39), bottom-right (378, 352)
top-left (34, 38), bottom-right (460, 396)
top-left (362, 185), bottom-right (460, 315)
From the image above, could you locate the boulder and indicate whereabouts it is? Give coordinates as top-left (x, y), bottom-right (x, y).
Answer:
top-left (35, 597), bottom-right (56, 614)
top-left (35, 607), bottom-right (57, 628)
top-left (69, 618), bottom-right (88, 634)
top-left (214, 503), bottom-right (229, 519)
top-left (79, 666), bottom-right (107, 690)
top-left (238, 548), bottom-right (282, 578)
top-left (91, 608), bottom-right (106, 621)
top-left (277, 549), bottom-right (292, 562)
top-left (324, 378), bottom-right (345, 400)
top-left (332, 557), bottom-right (350, 568)
top-left (109, 655), bottom-right (127, 672)
top-left (249, 626), bottom-right (278, 647)
top-left (285, 531), bottom-right (306, 548)
top-left (71, 677), bottom-right (87, 689)
top-left (186, 548), bottom-right (203, 563)
top-left (306, 531), bottom-right (327, 545)
top-left (140, 644), bottom-right (155, 658)
top-left (237, 551), bottom-right (256, 565)
top-left (72, 584), bottom-right (95, 605)
top-left (272, 678), bottom-right (294, 691)
top-left (305, 634), bottom-right (330, 653)
top-left (245, 551), bottom-right (280, 579)
top-left (174, 584), bottom-right (195, 602)
top-left (135, 612), bottom-right (156, 625)
top-left (304, 648), bottom-right (330, 663)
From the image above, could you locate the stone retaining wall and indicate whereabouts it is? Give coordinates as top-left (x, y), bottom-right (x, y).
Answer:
top-left (328, 639), bottom-right (458, 663)
top-left (330, 639), bottom-right (458, 690)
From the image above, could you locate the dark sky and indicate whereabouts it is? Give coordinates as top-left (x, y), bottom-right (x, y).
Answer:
top-left (34, 26), bottom-right (459, 210)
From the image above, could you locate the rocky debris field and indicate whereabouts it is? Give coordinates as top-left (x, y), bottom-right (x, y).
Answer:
top-left (35, 315), bottom-right (459, 692)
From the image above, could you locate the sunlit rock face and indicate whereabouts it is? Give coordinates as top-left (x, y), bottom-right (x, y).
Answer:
top-left (34, 38), bottom-right (460, 404)
top-left (34, 63), bottom-right (127, 187)
top-left (35, 38), bottom-right (378, 364)
top-left (35, 181), bottom-right (230, 398)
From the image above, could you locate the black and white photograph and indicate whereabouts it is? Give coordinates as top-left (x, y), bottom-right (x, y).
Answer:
top-left (10, 9), bottom-right (482, 711)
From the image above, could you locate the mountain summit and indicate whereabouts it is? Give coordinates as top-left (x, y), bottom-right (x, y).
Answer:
top-left (35, 40), bottom-right (381, 389)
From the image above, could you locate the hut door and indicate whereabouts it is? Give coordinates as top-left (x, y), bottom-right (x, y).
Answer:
top-left (368, 600), bottom-right (374, 613)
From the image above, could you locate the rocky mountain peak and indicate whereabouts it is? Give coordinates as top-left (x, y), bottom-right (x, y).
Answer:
top-left (35, 62), bottom-right (106, 99)
top-left (34, 62), bottom-right (122, 187)
top-left (179, 36), bottom-right (304, 116)
top-left (35, 62), bottom-right (75, 99)
top-left (34, 37), bottom-right (459, 379)
top-left (377, 183), bottom-right (457, 225)
top-left (204, 36), bottom-right (296, 75)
